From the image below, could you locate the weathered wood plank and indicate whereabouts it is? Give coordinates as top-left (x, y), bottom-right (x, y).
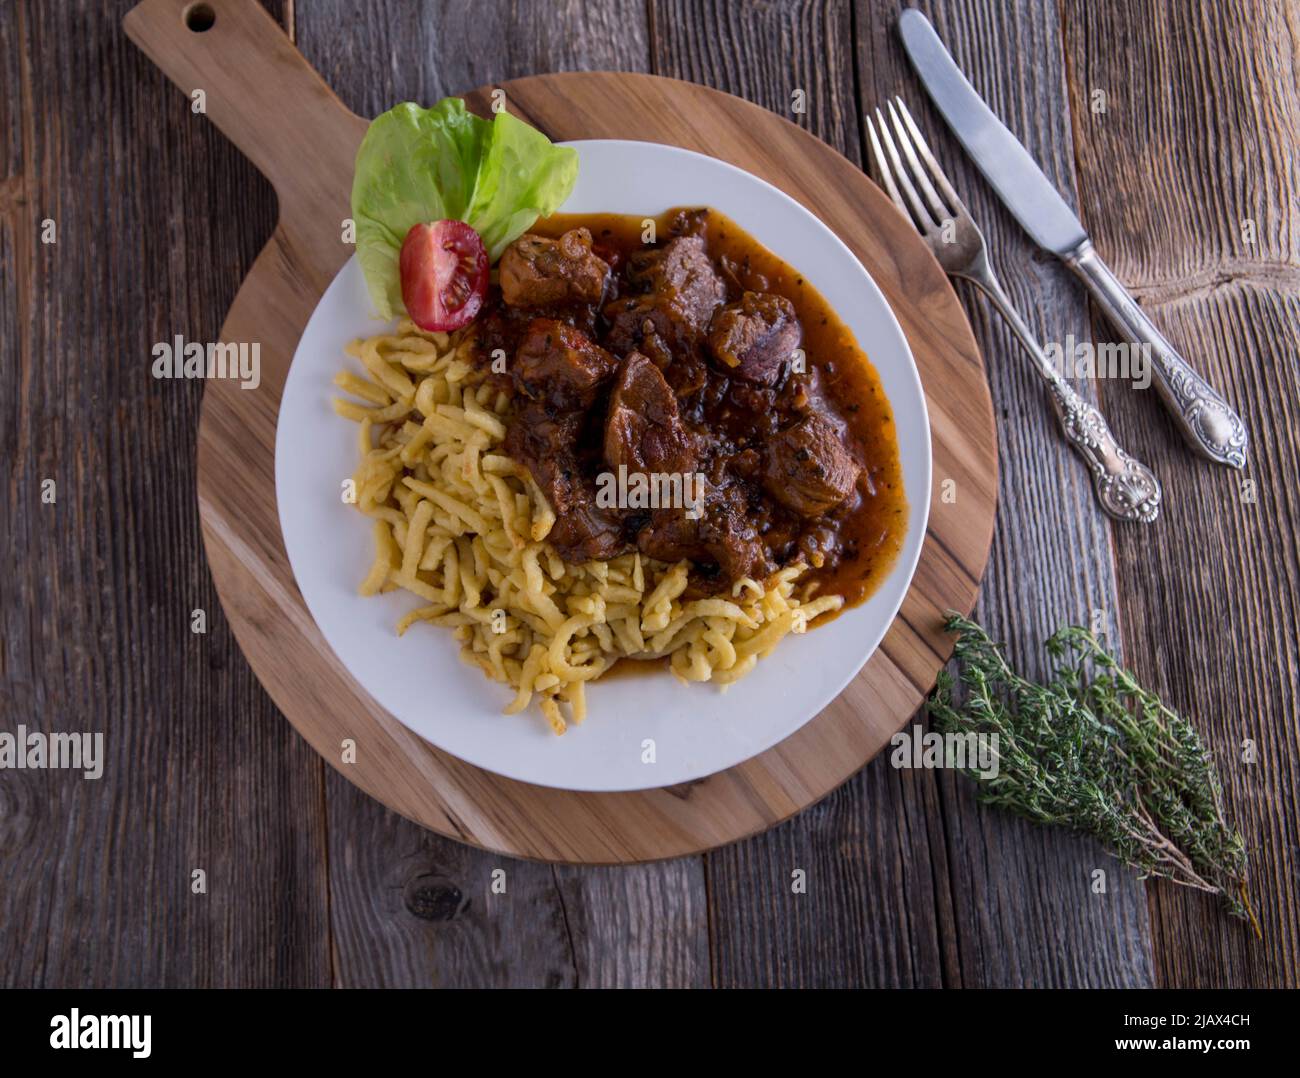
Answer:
top-left (324, 792), bottom-right (569, 988)
top-left (296, 0), bottom-right (650, 121)
top-left (294, 0), bottom-right (710, 989)
top-left (650, 0), bottom-right (864, 164)
top-left (648, 0), bottom-right (1151, 985)
top-left (0, 0), bottom-right (331, 987)
top-left (322, 775), bottom-right (711, 987)
top-left (1062, 0), bottom-right (1300, 987)
top-left (551, 862), bottom-right (710, 987)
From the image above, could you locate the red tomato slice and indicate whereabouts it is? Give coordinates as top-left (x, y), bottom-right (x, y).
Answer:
top-left (399, 220), bottom-right (489, 332)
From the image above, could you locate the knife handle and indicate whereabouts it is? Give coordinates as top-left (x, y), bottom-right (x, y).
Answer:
top-left (1064, 240), bottom-right (1248, 468)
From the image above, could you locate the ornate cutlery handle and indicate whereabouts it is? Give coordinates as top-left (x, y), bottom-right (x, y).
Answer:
top-left (1042, 378), bottom-right (1163, 524)
top-left (962, 263), bottom-right (1162, 524)
top-left (1064, 240), bottom-right (1248, 469)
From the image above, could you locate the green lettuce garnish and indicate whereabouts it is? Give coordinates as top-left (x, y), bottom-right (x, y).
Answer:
top-left (350, 99), bottom-right (578, 319)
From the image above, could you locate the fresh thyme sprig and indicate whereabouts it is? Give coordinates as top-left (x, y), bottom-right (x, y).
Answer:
top-left (927, 613), bottom-right (1257, 930)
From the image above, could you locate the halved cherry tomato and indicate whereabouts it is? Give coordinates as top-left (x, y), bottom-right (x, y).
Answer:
top-left (399, 220), bottom-right (489, 332)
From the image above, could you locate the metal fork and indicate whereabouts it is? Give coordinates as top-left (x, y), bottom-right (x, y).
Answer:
top-left (866, 98), bottom-right (1161, 524)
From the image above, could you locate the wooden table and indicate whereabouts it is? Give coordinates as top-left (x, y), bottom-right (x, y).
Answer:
top-left (2, 0), bottom-right (1296, 987)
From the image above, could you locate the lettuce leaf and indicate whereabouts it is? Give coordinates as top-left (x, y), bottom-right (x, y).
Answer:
top-left (350, 98), bottom-right (578, 319)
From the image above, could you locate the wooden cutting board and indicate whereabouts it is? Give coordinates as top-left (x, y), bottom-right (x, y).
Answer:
top-left (124, 0), bottom-right (998, 863)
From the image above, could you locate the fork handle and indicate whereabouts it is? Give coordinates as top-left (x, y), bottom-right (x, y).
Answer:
top-left (1063, 240), bottom-right (1247, 469)
top-left (962, 269), bottom-right (1162, 524)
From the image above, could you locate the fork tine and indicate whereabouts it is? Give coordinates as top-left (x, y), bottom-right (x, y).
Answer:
top-left (894, 97), bottom-right (968, 218)
top-left (872, 107), bottom-right (935, 231)
top-left (886, 100), bottom-right (950, 225)
top-left (865, 112), bottom-right (912, 224)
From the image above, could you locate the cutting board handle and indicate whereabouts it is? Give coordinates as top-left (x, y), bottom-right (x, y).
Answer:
top-left (124, 0), bottom-right (366, 239)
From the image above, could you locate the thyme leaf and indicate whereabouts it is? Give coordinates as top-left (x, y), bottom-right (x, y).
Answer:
top-left (927, 613), bottom-right (1257, 930)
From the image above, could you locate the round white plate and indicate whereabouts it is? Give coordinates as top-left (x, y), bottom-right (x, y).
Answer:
top-left (276, 139), bottom-right (931, 792)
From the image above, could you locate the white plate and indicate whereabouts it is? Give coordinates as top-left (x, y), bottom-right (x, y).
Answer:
top-left (276, 139), bottom-right (930, 792)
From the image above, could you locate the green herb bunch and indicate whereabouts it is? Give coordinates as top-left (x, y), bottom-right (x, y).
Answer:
top-left (928, 614), bottom-right (1256, 929)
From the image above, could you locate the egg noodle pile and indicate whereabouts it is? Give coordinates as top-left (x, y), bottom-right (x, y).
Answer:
top-left (332, 320), bottom-right (843, 734)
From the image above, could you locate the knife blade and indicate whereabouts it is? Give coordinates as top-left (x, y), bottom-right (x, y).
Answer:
top-left (898, 7), bottom-right (1248, 468)
top-left (898, 8), bottom-right (1086, 255)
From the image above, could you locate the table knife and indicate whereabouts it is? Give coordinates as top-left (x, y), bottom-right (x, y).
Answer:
top-left (898, 7), bottom-right (1248, 468)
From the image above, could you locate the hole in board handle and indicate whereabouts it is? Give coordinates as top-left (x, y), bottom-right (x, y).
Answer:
top-left (184, 3), bottom-right (216, 32)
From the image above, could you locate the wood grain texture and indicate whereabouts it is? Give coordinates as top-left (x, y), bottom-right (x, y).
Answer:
top-left (0, 0), bottom-right (331, 988)
top-left (324, 792), bottom-right (566, 988)
top-left (1062, 0), bottom-right (1300, 987)
top-left (297, 0), bottom-right (651, 121)
top-left (325, 807), bottom-right (710, 986)
top-left (649, 0), bottom-right (1151, 986)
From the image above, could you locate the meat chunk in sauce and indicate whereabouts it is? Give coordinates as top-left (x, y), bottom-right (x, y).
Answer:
top-left (514, 318), bottom-right (618, 410)
top-left (478, 207), bottom-right (903, 603)
top-left (547, 501), bottom-right (629, 561)
top-left (763, 414), bottom-right (862, 516)
top-left (504, 405), bottom-right (584, 515)
top-left (604, 352), bottom-right (697, 475)
top-left (637, 483), bottom-right (770, 583)
top-left (707, 292), bottom-right (802, 385)
top-left (504, 402), bottom-right (628, 561)
top-left (499, 228), bottom-right (609, 307)
top-left (604, 236), bottom-right (726, 353)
